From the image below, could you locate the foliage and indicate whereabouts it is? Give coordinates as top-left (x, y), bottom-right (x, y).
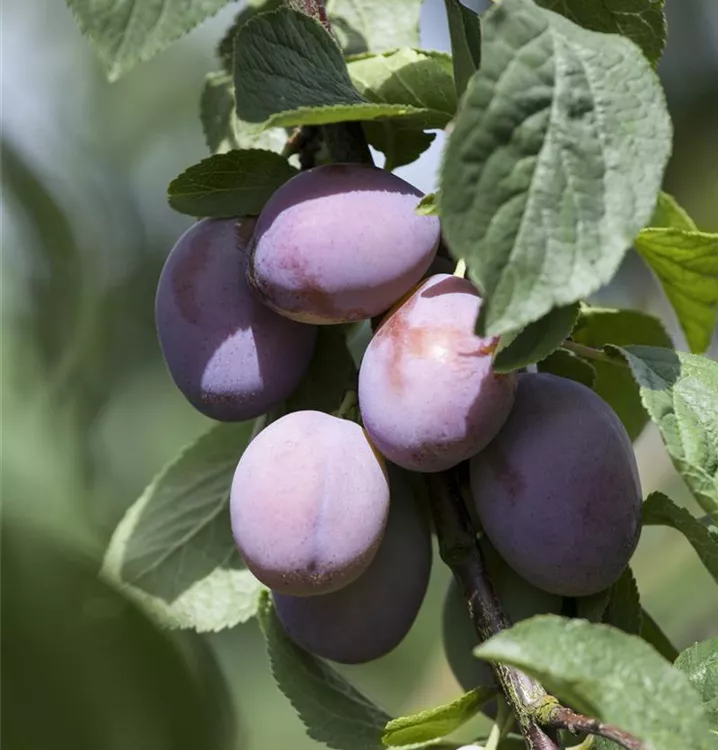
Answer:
top-left (60, 0), bottom-right (718, 749)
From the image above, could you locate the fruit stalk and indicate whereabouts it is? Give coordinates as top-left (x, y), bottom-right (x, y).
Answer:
top-left (425, 469), bottom-right (560, 750)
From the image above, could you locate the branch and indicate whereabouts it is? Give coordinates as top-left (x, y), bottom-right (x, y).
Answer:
top-left (425, 468), bottom-right (560, 750)
top-left (562, 340), bottom-right (629, 369)
top-left (535, 700), bottom-right (647, 750)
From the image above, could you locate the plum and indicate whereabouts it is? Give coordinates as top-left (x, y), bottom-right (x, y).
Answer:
top-left (470, 373), bottom-right (642, 597)
top-left (359, 274), bottom-right (517, 472)
top-left (247, 164), bottom-right (440, 323)
top-left (273, 466), bottom-right (432, 663)
top-left (230, 410), bottom-right (390, 595)
top-left (155, 218), bottom-right (317, 421)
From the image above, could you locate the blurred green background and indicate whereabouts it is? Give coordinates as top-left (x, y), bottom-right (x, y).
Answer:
top-left (2, 1), bottom-right (717, 748)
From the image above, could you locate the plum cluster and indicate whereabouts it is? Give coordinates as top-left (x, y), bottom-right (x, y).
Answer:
top-left (156, 164), bottom-right (642, 675)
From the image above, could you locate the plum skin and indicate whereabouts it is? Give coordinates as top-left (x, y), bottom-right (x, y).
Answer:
top-left (358, 274), bottom-right (517, 472)
top-left (230, 410), bottom-right (390, 596)
top-left (273, 466), bottom-right (432, 664)
top-left (442, 540), bottom-right (562, 693)
top-left (471, 373), bottom-right (642, 597)
top-left (247, 164), bottom-right (440, 324)
top-left (155, 218), bottom-right (317, 421)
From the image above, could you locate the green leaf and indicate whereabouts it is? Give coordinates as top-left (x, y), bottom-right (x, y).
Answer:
top-left (382, 688), bottom-right (493, 747)
top-left (257, 593), bottom-right (391, 750)
top-left (439, 0), bottom-right (672, 337)
top-left (234, 7), bottom-right (364, 124)
top-left (287, 327), bottom-right (358, 415)
top-left (4, 517), bottom-right (234, 750)
top-left (642, 492), bottom-right (718, 585)
top-left (574, 588), bottom-right (611, 623)
top-left (475, 615), bottom-right (715, 750)
top-left (167, 150), bottom-right (297, 218)
top-left (536, 348), bottom-right (596, 388)
top-left (640, 608), bottom-right (678, 663)
top-left (200, 71), bottom-right (288, 155)
top-left (216, 0), bottom-right (284, 72)
top-left (536, 0), bottom-right (667, 67)
top-left (65, 0), bottom-right (234, 81)
top-left (103, 420), bottom-right (264, 632)
top-left (675, 638), bottom-right (718, 728)
top-left (416, 193), bottom-right (438, 217)
top-left (347, 48), bottom-right (456, 169)
top-left (362, 122), bottom-right (436, 171)
top-left (493, 303), bottom-right (579, 373)
top-left (635, 228), bottom-right (718, 354)
top-left (572, 307), bottom-right (673, 440)
top-left (444, 0), bottom-right (482, 97)
top-left (615, 347), bottom-right (718, 516)
top-left (326, 0), bottom-right (423, 55)
top-left (603, 567), bottom-right (641, 635)
top-left (651, 191), bottom-right (697, 231)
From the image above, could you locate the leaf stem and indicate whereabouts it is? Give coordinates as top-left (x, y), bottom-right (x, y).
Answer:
top-left (534, 699), bottom-right (647, 750)
top-left (425, 468), bottom-right (560, 750)
top-left (562, 340), bottom-right (628, 368)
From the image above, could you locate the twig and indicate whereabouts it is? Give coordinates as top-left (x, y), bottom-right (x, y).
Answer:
top-left (425, 469), bottom-right (560, 750)
top-left (283, 126), bottom-right (324, 170)
top-left (562, 340), bottom-right (629, 368)
top-left (535, 700), bottom-right (646, 750)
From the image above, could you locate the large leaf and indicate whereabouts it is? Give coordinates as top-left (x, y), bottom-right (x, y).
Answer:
top-left (493, 303), bottom-right (579, 373)
top-left (444, 0), bottom-right (482, 97)
top-left (642, 492), bottom-right (718, 585)
top-left (103, 421), bottom-right (264, 632)
top-left (536, 0), bottom-right (667, 66)
top-left (439, 0), bottom-right (672, 337)
top-left (257, 594), bottom-right (391, 750)
top-left (675, 638), bottom-right (718, 728)
top-left (167, 150), bottom-right (298, 217)
top-left (200, 72), bottom-right (287, 155)
top-left (572, 307), bottom-right (673, 440)
top-left (602, 566), bottom-right (641, 635)
top-left (65, 0), bottom-right (233, 81)
top-left (326, 0), bottom-right (423, 55)
top-left (382, 688), bottom-right (493, 747)
top-left (475, 615), bottom-right (715, 750)
top-left (615, 347), bottom-right (718, 516)
top-left (635, 228), bottom-right (718, 354)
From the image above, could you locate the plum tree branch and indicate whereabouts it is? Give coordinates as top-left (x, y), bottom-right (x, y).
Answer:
top-left (534, 699), bottom-right (647, 750)
top-left (425, 468), bottom-right (560, 750)
top-left (562, 341), bottom-right (629, 368)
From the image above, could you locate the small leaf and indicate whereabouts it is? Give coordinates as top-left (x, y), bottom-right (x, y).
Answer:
top-left (493, 303), bottom-right (579, 373)
top-left (675, 638), bottom-right (718, 728)
top-left (640, 608), bottom-right (678, 663)
top-left (537, 348), bottom-right (596, 388)
top-left (642, 492), bottom-right (718, 585)
top-left (574, 588), bottom-right (611, 623)
top-left (167, 150), bottom-right (297, 217)
top-left (200, 72), bottom-right (287, 155)
top-left (635, 228), bottom-right (718, 353)
top-left (603, 567), bottom-right (641, 635)
top-left (287, 327), bottom-right (358, 415)
top-left (382, 688), bottom-right (493, 747)
top-left (65, 0), bottom-right (234, 81)
top-left (439, 0), bottom-right (672, 337)
top-left (536, 0), bottom-right (667, 67)
top-left (614, 347), bottom-right (718, 516)
top-left (257, 593), bottom-right (391, 750)
top-left (475, 615), bottom-right (714, 750)
top-left (362, 122), bottom-right (436, 171)
top-left (651, 191), bottom-right (697, 231)
top-left (416, 193), bottom-right (438, 217)
top-left (444, 0), bottom-right (482, 96)
top-left (103, 420), bottom-right (264, 632)
top-left (572, 307), bottom-right (673, 440)
top-left (327, 0), bottom-right (423, 55)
